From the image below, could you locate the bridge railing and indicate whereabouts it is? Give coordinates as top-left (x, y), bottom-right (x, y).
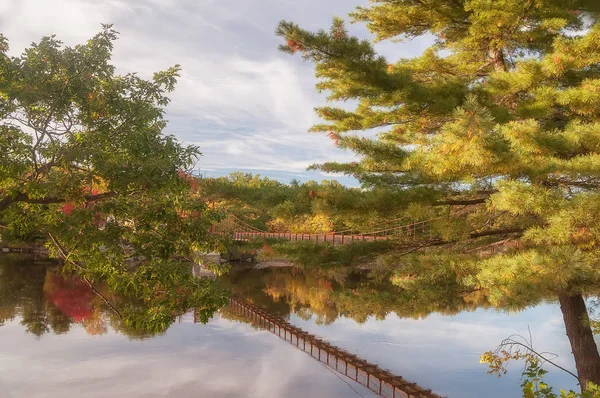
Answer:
top-left (211, 215), bottom-right (435, 246)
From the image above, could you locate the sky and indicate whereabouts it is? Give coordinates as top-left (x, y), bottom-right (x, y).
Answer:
top-left (1, 0), bottom-right (431, 184)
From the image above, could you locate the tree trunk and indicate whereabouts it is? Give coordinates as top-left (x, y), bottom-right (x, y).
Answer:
top-left (558, 293), bottom-right (600, 391)
top-left (490, 47), bottom-right (507, 71)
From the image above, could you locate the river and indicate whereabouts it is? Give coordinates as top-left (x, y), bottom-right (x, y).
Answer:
top-left (0, 256), bottom-right (586, 397)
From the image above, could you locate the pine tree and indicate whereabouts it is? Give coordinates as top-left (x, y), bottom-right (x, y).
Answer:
top-left (277, 0), bottom-right (600, 390)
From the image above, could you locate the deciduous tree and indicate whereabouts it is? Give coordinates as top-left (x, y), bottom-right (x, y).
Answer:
top-left (0, 26), bottom-right (228, 329)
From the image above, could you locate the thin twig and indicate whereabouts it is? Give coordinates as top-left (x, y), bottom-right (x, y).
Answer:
top-left (499, 336), bottom-right (579, 381)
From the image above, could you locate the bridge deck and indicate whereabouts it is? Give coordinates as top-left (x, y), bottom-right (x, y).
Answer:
top-left (211, 215), bottom-right (430, 246)
top-left (229, 231), bottom-right (396, 245)
top-left (224, 298), bottom-right (442, 398)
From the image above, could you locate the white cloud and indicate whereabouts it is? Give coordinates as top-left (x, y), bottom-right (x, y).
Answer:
top-left (2, 0), bottom-right (430, 181)
top-left (0, 315), bottom-right (379, 398)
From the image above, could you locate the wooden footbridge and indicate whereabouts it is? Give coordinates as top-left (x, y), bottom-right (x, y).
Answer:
top-left (211, 215), bottom-right (432, 246)
top-left (220, 298), bottom-right (443, 398)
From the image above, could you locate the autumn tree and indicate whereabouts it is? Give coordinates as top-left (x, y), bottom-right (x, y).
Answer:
top-left (277, 0), bottom-right (600, 391)
top-left (0, 26), bottom-right (228, 329)
top-left (199, 172), bottom-right (422, 233)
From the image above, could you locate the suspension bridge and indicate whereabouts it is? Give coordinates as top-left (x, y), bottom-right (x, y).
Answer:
top-left (211, 215), bottom-right (433, 246)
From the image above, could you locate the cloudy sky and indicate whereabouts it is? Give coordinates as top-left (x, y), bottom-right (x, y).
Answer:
top-left (1, 0), bottom-right (431, 183)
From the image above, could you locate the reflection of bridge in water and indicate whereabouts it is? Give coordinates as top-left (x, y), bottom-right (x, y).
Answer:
top-left (195, 298), bottom-right (442, 398)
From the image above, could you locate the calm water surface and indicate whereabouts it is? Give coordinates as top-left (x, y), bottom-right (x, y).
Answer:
top-left (0, 257), bottom-right (583, 398)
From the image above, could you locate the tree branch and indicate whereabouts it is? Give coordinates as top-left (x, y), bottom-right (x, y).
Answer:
top-left (499, 337), bottom-right (580, 381)
top-left (469, 228), bottom-right (523, 239)
top-left (0, 191), bottom-right (117, 212)
top-left (47, 232), bottom-right (123, 320)
top-left (435, 189), bottom-right (498, 206)
top-left (436, 197), bottom-right (489, 206)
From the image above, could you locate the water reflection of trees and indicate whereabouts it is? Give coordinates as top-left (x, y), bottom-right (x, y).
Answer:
top-left (222, 266), bottom-right (492, 324)
top-left (223, 265), bottom-right (600, 395)
top-left (0, 256), bottom-right (227, 338)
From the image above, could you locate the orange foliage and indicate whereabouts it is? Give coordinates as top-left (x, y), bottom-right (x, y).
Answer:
top-left (44, 272), bottom-right (95, 322)
top-left (287, 39), bottom-right (305, 53)
top-left (178, 171), bottom-right (199, 191)
top-left (326, 131), bottom-right (340, 146)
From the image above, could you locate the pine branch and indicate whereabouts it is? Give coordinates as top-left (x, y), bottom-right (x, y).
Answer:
top-left (469, 228), bottom-right (523, 239)
top-left (435, 197), bottom-right (489, 206)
